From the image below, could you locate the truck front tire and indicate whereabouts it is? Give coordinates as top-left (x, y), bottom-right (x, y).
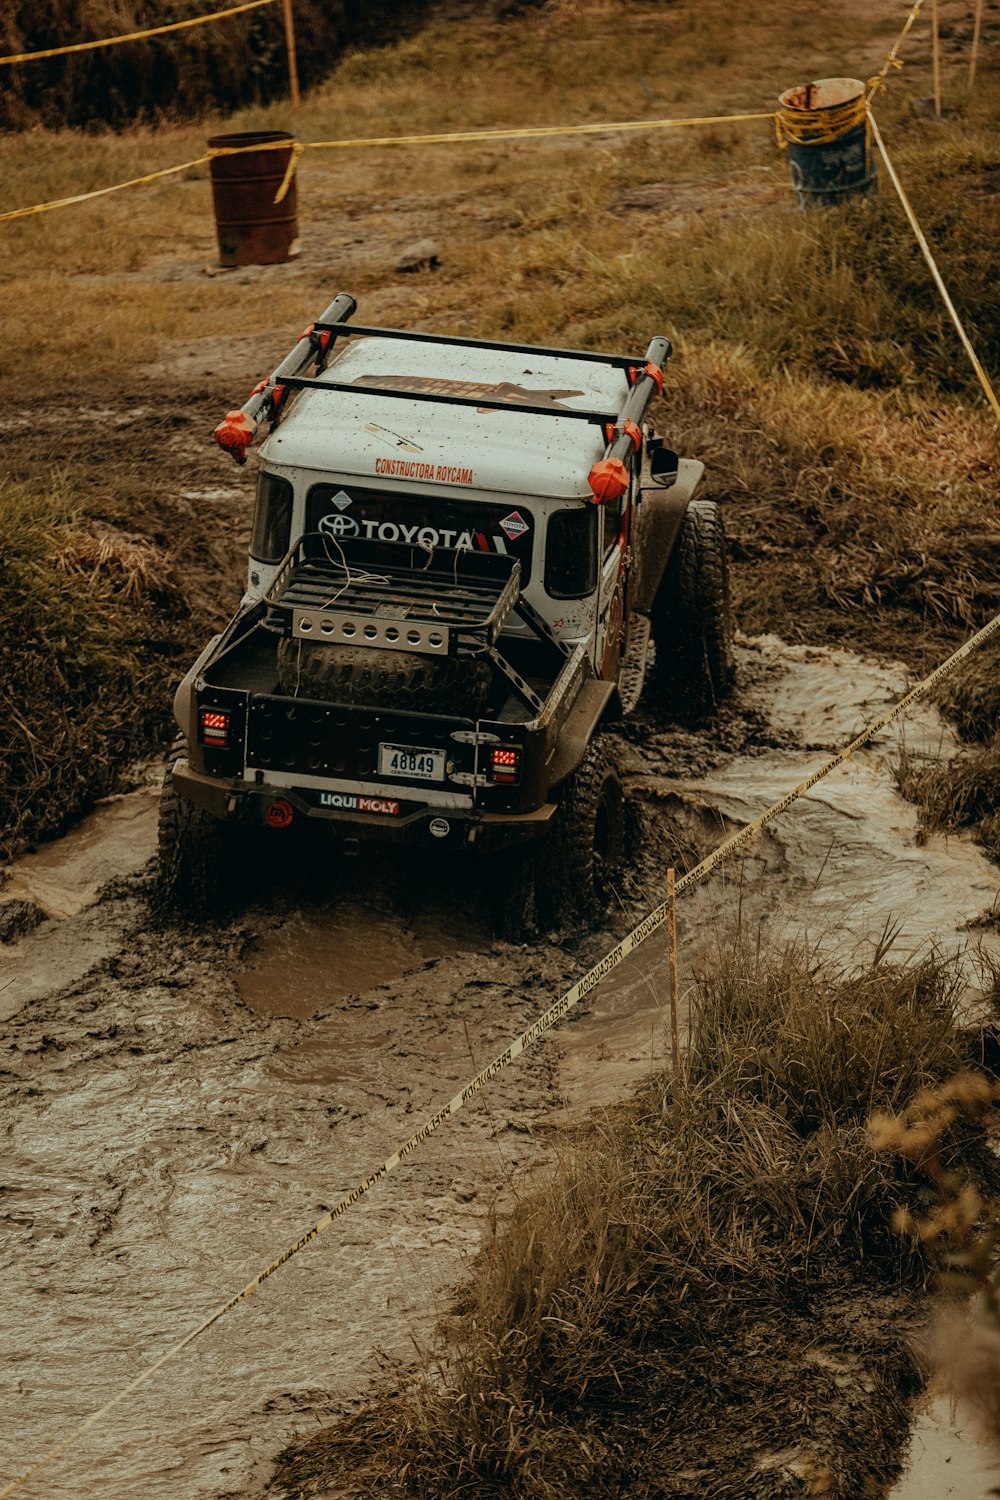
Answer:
top-left (648, 498), bottom-right (735, 717)
top-left (547, 735), bottom-right (626, 926)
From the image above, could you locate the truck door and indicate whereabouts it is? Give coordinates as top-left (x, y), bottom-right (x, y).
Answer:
top-left (596, 480), bottom-right (630, 681)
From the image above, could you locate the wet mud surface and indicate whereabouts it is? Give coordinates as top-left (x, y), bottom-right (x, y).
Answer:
top-left (2, 636), bottom-right (998, 1497)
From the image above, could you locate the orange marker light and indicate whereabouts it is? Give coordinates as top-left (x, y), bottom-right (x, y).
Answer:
top-left (588, 458), bottom-right (629, 504)
top-left (214, 410), bottom-right (258, 465)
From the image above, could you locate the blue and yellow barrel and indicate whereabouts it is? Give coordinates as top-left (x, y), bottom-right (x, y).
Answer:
top-left (777, 78), bottom-right (877, 209)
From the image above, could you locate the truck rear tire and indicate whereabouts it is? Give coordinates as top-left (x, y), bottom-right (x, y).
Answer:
top-left (154, 738), bottom-right (246, 917)
top-left (545, 735), bottom-right (626, 927)
top-left (648, 498), bottom-right (735, 717)
top-left (276, 639), bottom-right (492, 716)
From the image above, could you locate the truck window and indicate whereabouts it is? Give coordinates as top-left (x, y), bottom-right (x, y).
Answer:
top-left (602, 494), bottom-right (624, 556)
top-left (250, 472), bottom-right (293, 563)
top-left (545, 508), bottom-right (597, 599)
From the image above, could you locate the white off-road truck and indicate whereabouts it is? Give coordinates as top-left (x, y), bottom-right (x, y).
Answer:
top-left (158, 293), bottom-right (733, 926)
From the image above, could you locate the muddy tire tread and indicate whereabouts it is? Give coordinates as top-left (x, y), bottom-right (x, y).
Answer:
top-left (545, 735), bottom-right (627, 927)
top-left (276, 639), bottom-right (492, 716)
top-left (154, 736), bottom-right (245, 918)
top-left (648, 498), bottom-right (735, 716)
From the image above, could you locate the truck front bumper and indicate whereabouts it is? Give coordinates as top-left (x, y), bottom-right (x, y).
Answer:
top-left (172, 762), bottom-right (556, 853)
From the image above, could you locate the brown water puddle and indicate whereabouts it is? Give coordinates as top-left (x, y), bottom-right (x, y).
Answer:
top-left (2, 767), bottom-right (161, 921)
top-left (237, 904), bottom-right (436, 1019)
top-left (237, 882), bottom-right (491, 1020)
top-left (0, 768), bottom-right (162, 1021)
top-left (891, 1396), bottom-right (1000, 1499)
top-left (559, 637), bottom-right (1000, 1119)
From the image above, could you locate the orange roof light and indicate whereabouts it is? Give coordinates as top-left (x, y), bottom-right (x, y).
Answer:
top-left (214, 410), bottom-right (258, 465)
top-left (588, 458), bottom-right (629, 504)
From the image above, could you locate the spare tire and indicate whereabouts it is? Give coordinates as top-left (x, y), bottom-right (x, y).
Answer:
top-left (276, 638), bottom-right (493, 716)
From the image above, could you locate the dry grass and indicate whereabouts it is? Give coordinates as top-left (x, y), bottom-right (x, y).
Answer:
top-left (871, 1071), bottom-right (1000, 1463)
top-left (0, 478), bottom-right (190, 858)
top-left (273, 940), bottom-right (1000, 1499)
top-left (901, 734), bottom-right (1000, 864)
top-left (54, 525), bottom-right (178, 602)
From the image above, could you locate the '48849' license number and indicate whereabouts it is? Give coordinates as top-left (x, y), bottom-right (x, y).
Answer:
top-left (378, 743), bottom-right (446, 782)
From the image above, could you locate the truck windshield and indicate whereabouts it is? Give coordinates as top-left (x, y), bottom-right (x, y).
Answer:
top-left (251, 472), bottom-right (293, 563)
top-left (306, 484), bottom-right (534, 582)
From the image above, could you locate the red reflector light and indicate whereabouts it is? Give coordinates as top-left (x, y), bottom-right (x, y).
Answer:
top-left (265, 798), bottom-right (294, 829)
top-left (489, 746), bottom-right (521, 785)
top-left (199, 708), bottom-right (230, 747)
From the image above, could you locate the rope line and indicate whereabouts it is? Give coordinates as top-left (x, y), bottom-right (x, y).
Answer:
top-left (0, 0), bottom-right (275, 67)
top-left (0, 111), bottom-right (776, 225)
top-left (5, 603), bottom-right (1000, 1499)
top-left (305, 110), bottom-right (777, 150)
top-left (868, 107), bottom-right (1000, 425)
top-left (0, 157), bottom-right (209, 225)
top-left (868, 0), bottom-right (928, 98)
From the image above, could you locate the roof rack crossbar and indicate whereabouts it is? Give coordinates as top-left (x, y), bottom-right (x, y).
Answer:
top-left (279, 375), bottom-right (616, 424)
top-left (311, 321), bottom-right (643, 369)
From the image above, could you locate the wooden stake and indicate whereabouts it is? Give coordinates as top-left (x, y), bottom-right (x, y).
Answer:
top-left (667, 867), bottom-right (681, 1085)
top-left (282, 0), bottom-right (300, 114)
top-left (970, 0), bottom-right (985, 88)
top-left (931, 0), bottom-right (943, 116)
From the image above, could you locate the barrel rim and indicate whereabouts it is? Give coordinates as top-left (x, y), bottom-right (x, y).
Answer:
top-left (207, 129), bottom-right (296, 149)
top-left (778, 77), bottom-right (866, 113)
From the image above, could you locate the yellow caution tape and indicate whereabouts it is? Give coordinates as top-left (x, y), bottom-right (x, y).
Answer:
top-left (0, 112), bottom-right (775, 225)
top-left (305, 111), bottom-right (777, 151)
top-left (0, 156), bottom-right (209, 224)
top-left (775, 91), bottom-right (867, 149)
top-left (5, 602), bottom-right (1000, 1500)
top-left (206, 137), bottom-right (305, 203)
top-left (868, 107), bottom-right (1000, 426)
top-left (868, 0), bottom-right (927, 98)
top-left (0, 0), bottom-right (276, 67)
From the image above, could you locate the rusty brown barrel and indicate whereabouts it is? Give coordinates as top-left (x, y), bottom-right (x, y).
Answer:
top-left (207, 130), bottom-right (300, 267)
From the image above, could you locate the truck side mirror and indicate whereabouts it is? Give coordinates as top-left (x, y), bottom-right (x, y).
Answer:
top-left (650, 446), bottom-right (680, 485)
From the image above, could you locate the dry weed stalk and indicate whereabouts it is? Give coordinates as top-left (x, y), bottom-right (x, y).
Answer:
top-left (54, 528), bottom-right (176, 602)
top-left (870, 1073), bottom-right (1000, 1452)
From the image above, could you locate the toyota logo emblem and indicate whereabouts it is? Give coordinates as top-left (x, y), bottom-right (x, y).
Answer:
top-left (318, 513), bottom-right (360, 538)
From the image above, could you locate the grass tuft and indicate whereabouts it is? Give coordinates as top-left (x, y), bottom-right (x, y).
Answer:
top-left (273, 941), bottom-right (995, 1499)
top-left (0, 477), bottom-right (190, 859)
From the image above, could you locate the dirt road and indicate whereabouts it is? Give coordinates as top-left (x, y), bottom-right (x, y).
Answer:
top-left (2, 635), bottom-right (997, 1498)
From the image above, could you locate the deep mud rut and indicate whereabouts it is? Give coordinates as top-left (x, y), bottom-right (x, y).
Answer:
top-left (2, 636), bottom-right (998, 1499)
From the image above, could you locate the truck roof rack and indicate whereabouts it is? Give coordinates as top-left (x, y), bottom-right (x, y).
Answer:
top-left (274, 374), bottom-right (617, 425)
top-left (309, 320), bottom-right (648, 369)
top-left (212, 292), bottom-right (671, 503)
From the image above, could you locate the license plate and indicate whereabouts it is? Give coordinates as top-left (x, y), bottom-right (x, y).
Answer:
top-left (378, 743), bottom-right (446, 782)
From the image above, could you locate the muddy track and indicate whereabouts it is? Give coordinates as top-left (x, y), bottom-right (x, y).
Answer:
top-left (2, 638), bottom-right (998, 1498)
